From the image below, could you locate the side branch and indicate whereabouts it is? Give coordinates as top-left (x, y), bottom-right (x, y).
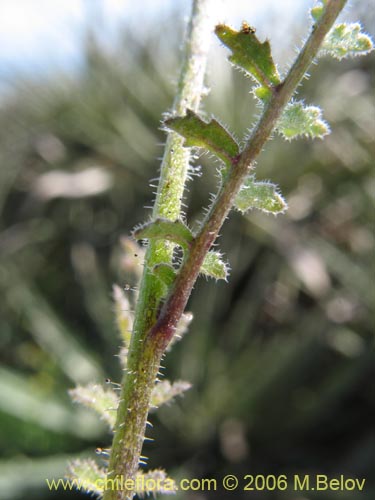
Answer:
top-left (103, 1), bottom-right (214, 499)
top-left (151, 0), bottom-right (347, 350)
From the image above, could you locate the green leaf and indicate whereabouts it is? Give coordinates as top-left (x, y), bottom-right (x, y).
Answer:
top-left (150, 380), bottom-right (191, 410)
top-left (215, 23), bottom-right (281, 91)
top-left (320, 23), bottom-right (374, 59)
top-left (69, 383), bottom-right (118, 430)
top-left (165, 109), bottom-right (239, 168)
top-left (135, 469), bottom-right (177, 497)
top-left (277, 101), bottom-right (330, 140)
top-left (235, 176), bottom-right (287, 215)
top-left (253, 85), bottom-right (273, 102)
top-left (66, 458), bottom-right (106, 496)
top-left (201, 251), bottom-right (229, 280)
top-left (310, 1), bottom-right (326, 22)
top-left (152, 263), bottom-right (176, 288)
top-left (133, 218), bottom-right (194, 250)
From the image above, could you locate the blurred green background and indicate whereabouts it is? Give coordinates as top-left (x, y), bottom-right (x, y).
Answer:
top-left (0, 1), bottom-right (374, 499)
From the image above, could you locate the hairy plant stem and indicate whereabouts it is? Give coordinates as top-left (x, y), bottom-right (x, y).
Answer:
top-left (103, 1), bottom-right (213, 499)
top-left (150, 0), bottom-right (348, 349)
top-left (104, 1), bottom-right (346, 499)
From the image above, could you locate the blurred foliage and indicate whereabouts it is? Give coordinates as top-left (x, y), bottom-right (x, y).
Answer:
top-left (0, 8), bottom-right (374, 500)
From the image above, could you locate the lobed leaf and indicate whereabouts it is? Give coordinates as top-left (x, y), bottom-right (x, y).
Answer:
top-left (69, 383), bottom-right (118, 430)
top-left (165, 109), bottom-right (239, 168)
top-left (150, 380), bottom-right (192, 410)
top-left (215, 23), bottom-right (281, 91)
top-left (200, 251), bottom-right (229, 280)
top-left (67, 458), bottom-right (106, 496)
top-left (133, 218), bottom-right (194, 250)
top-left (235, 176), bottom-right (287, 215)
top-left (277, 101), bottom-right (330, 140)
top-left (320, 23), bottom-right (374, 59)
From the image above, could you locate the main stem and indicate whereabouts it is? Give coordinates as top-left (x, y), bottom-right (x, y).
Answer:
top-left (103, 1), bottom-right (213, 499)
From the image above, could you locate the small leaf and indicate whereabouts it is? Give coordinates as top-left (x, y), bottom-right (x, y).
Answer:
top-left (135, 469), bottom-right (177, 497)
top-left (235, 176), bottom-right (287, 215)
top-left (215, 23), bottom-right (281, 90)
top-left (67, 458), bottom-right (106, 496)
top-left (277, 101), bottom-right (330, 140)
top-left (153, 263), bottom-right (176, 288)
top-left (150, 380), bottom-right (192, 410)
top-left (201, 251), bottom-right (229, 280)
top-left (133, 218), bottom-right (194, 250)
top-left (69, 383), bottom-right (118, 429)
top-left (320, 23), bottom-right (374, 59)
top-left (253, 85), bottom-right (273, 102)
top-left (165, 109), bottom-right (239, 167)
top-left (113, 284), bottom-right (133, 347)
top-left (310, 1), bottom-right (326, 22)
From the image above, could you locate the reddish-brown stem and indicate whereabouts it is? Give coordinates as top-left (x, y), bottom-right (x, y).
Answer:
top-left (150, 0), bottom-right (347, 351)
